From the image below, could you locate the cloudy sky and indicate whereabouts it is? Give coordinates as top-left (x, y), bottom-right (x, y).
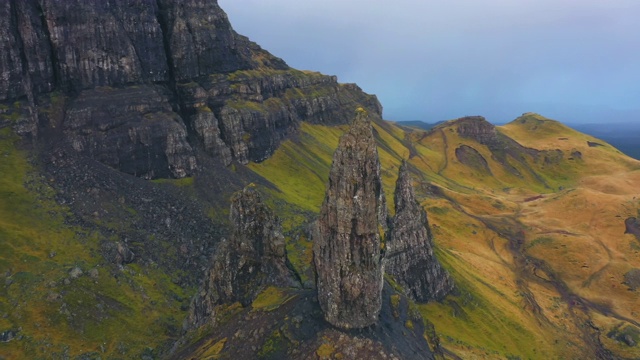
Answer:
top-left (219, 0), bottom-right (640, 124)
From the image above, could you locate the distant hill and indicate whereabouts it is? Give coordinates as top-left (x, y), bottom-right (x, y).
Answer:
top-left (398, 119), bottom-right (640, 161)
top-left (572, 123), bottom-right (640, 160)
top-left (246, 112), bottom-right (640, 359)
top-left (395, 120), bottom-right (444, 131)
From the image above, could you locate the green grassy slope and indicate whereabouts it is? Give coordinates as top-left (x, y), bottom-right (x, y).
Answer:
top-left (0, 128), bottom-right (190, 359)
top-left (245, 113), bottom-right (640, 359)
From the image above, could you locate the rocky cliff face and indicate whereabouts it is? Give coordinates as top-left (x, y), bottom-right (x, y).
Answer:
top-left (63, 85), bottom-right (197, 179)
top-left (157, 0), bottom-right (287, 80)
top-left (386, 161), bottom-right (453, 302)
top-left (176, 68), bottom-right (381, 166)
top-left (0, 0), bottom-right (381, 178)
top-left (0, 0), bottom-right (55, 101)
top-left (456, 116), bottom-right (503, 145)
top-left (313, 109), bottom-right (388, 329)
top-left (186, 187), bottom-right (298, 329)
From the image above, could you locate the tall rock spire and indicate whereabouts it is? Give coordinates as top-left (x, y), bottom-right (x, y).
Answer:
top-left (187, 186), bottom-right (297, 329)
top-left (313, 109), bottom-right (388, 329)
top-left (386, 161), bottom-right (453, 302)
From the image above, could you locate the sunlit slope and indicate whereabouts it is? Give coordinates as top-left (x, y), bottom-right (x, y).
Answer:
top-left (247, 114), bottom-right (640, 359)
top-left (500, 112), bottom-right (640, 175)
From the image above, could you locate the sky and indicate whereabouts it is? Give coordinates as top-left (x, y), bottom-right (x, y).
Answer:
top-left (219, 0), bottom-right (640, 124)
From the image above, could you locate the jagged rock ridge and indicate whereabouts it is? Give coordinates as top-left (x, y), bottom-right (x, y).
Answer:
top-left (186, 186), bottom-right (297, 329)
top-left (0, 0), bottom-right (381, 178)
top-left (313, 109), bottom-right (388, 329)
top-left (386, 161), bottom-right (454, 302)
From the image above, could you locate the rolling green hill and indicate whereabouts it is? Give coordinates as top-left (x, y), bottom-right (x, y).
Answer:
top-left (242, 112), bottom-right (640, 359)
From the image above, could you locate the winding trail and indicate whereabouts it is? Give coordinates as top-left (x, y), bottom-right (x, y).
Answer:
top-left (437, 129), bottom-right (449, 175)
top-left (439, 192), bottom-right (620, 359)
top-left (581, 211), bottom-right (614, 289)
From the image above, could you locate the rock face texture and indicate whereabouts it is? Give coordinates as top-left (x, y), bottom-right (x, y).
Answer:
top-left (386, 162), bottom-right (454, 302)
top-left (313, 110), bottom-right (388, 329)
top-left (0, 0), bottom-right (55, 101)
top-left (623, 269), bottom-right (640, 290)
top-left (625, 217), bottom-right (640, 242)
top-left (157, 0), bottom-right (286, 80)
top-left (0, 0), bottom-right (381, 178)
top-left (187, 187), bottom-right (297, 329)
top-left (63, 85), bottom-right (197, 179)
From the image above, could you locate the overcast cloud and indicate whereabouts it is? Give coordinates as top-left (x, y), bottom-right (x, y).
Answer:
top-left (219, 0), bottom-right (640, 124)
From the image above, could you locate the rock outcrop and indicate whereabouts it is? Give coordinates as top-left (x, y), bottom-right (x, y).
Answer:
top-left (386, 161), bottom-right (453, 302)
top-left (157, 0), bottom-right (287, 80)
top-left (625, 217), bottom-right (640, 242)
top-left (455, 116), bottom-right (556, 186)
top-left (456, 116), bottom-right (500, 145)
top-left (456, 116), bottom-right (538, 165)
top-left (0, 0), bottom-right (381, 178)
top-left (623, 269), bottom-right (640, 291)
top-left (187, 187), bottom-right (297, 329)
top-left (313, 109), bottom-right (388, 329)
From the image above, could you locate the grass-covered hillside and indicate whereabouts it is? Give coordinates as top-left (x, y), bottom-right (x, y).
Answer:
top-left (0, 127), bottom-right (215, 359)
top-left (1, 111), bottom-right (639, 359)
top-left (246, 112), bottom-right (640, 359)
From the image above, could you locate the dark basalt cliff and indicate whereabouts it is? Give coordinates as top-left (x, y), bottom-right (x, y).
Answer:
top-left (386, 161), bottom-right (453, 302)
top-left (186, 187), bottom-right (297, 330)
top-left (313, 109), bottom-right (388, 329)
top-left (0, 0), bottom-right (381, 178)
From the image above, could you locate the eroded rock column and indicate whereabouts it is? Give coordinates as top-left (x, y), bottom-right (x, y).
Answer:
top-left (187, 186), bottom-right (297, 329)
top-left (313, 109), bottom-right (387, 329)
top-left (386, 161), bottom-right (453, 302)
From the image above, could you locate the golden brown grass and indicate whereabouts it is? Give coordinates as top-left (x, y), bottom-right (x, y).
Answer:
top-left (245, 113), bottom-right (640, 359)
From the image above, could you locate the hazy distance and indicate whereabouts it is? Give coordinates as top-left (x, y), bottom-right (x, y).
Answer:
top-left (220, 0), bottom-right (640, 125)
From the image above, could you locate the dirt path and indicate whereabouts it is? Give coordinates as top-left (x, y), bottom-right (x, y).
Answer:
top-left (440, 193), bottom-right (617, 359)
top-left (488, 217), bottom-right (615, 359)
top-left (437, 129), bottom-right (449, 175)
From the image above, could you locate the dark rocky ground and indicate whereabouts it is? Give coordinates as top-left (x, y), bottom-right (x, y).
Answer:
top-left (171, 284), bottom-right (438, 360)
top-left (36, 137), bottom-right (267, 289)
